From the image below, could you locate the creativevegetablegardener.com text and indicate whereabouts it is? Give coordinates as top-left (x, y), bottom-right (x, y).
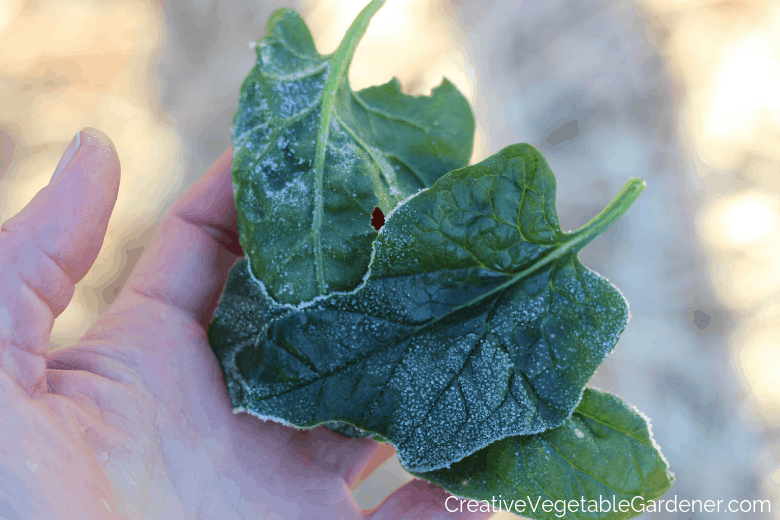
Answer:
top-left (445, 494), bottom-right (772, 517)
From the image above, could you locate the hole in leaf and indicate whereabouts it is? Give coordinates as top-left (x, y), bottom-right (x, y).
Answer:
top-left (370, 206), bottom-right (385, 230)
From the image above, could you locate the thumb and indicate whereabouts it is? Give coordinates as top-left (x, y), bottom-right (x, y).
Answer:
top-left (0, 127), bottom-right (120, 396)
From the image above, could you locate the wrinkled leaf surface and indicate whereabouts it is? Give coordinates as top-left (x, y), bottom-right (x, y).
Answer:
top-left (210, 144), bottom-right (645, 472)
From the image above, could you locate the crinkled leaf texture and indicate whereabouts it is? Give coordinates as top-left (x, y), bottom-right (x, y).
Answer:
top-left (416, 388), bottom-right (674, 520)
top-left (232, 0), bottom-right (474, 304)
top-left (209, 143), bottom-right (645, 473)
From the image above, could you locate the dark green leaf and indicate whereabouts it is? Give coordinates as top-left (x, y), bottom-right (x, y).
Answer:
top-left (232, 0), bottom-right (475, 304)
top-left (415, 388), bottom-right (674, 520)
top-left (209, 143), bottom-right (644, 472)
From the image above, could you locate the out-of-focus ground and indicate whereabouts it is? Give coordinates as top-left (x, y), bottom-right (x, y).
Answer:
top-left (1, 0), bottom-right (779, 518)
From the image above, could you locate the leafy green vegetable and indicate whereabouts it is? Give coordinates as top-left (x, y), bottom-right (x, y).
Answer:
top-left (416, 388), bottom-right (673, 520)
top-left (209, 143), bottom-right (644, 473)
top-left (210, 2), bottom-right (672, 517)
top-left (232, 0), bottom-right (474, 304)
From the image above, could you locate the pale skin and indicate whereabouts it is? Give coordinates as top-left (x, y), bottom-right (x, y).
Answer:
top-left (0, 128), bottom-right (491, 520)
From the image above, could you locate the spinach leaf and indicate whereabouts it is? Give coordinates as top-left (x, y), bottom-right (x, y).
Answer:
top-left (232, 0), bottom-right (474, 304)
top-left (209, 143), bottom-right (645, 472)
top-left (416, 388), bottom-right (674, 520)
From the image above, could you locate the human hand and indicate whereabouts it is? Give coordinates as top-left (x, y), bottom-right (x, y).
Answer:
top-left (0, 128), bottom-right (490, 520)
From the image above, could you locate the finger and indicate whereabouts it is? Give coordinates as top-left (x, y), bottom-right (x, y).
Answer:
top-left (366, 479), bottom-right (492, 520)
top-left (256, 422), bottom-right (391, 487)
top-left (348, 441), bottom-right (397, 490)
top-left (109, 147), bottom-right (241, 331)
top-left (0, 128), bottom-right (120, 396)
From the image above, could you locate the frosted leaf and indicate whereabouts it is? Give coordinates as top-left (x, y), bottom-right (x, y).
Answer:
top-left (416, 388), bottom-right (673, 520)
top-left (231, 2), bottom-right (475, 304)
top-left (210, 144), bottom-right (645, 473)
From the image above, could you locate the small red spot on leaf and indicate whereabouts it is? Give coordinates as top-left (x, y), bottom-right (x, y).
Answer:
top-left (371, 206), bottom-right (385, 230)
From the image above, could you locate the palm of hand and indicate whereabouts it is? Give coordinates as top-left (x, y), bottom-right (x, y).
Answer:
top-left (0, 129), bottom-right (483, 520)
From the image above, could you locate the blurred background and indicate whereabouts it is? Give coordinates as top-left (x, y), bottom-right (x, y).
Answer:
top-left (1, 0), bottom-right (778, 517)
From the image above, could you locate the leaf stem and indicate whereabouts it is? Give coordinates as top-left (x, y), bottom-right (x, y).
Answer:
top-left (567, 178), bottom-right (645, 252)
top-left (311, 0), bottom-right (385, 295)
top-left (331, 0), bottom-right (384, 67)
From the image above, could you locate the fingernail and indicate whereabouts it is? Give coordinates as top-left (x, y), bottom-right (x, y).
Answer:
top-left (50, 130), bottom-right (82, 183)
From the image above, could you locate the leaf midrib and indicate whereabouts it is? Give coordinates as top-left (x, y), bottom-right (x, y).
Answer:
top-left (310, 0), bottom-right (384, 296)
top-left (240, 1), bottom-right (386, 298)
